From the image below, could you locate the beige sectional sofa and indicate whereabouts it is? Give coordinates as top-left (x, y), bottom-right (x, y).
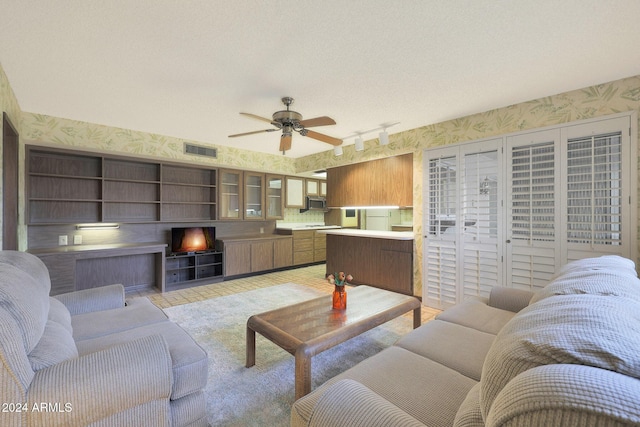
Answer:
top-left (291, 255), bottom-right (640, 426)
top-left (0, 251), bottom-right (208, 427)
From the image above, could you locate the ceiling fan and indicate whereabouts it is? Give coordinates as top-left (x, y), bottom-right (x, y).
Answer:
top-left (228, 97), bottom-right (342, 154)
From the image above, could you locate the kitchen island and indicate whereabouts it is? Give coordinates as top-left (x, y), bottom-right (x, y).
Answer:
top-left (317, 229), bottom-right (414, 295)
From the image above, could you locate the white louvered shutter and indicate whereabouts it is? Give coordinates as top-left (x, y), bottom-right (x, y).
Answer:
top-left (460, 141), bottom-right (502, 299)
top-left (424, 150), bottom-right (458, 308)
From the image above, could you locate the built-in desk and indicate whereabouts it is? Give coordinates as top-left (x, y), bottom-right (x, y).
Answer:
top-left (28, 243), bottom-right (167, 295)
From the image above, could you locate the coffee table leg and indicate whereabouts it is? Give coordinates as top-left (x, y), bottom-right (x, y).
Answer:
top-left (413, 306), bottom-right (421, 329)
top-left (295, 350), bottom-right (311, 400)
top-left (246, 325), bottom-right (256, 368)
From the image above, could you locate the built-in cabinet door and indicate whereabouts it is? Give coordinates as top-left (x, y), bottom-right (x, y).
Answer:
top-left (244, 172), bottom-right (265, 220)
top-left (319, 180), bottom-right (327, 197)
top-left (251, 240), bottom-right (273, 272)
top-left (224, 242), bottom-right (252, 276)
top-left (266, 175), bottom-right (284, 219)
top-left (306, 179), bottom-right (319, 196)
top-left (285, 177), bottom-right (305, 208)
top-left (219, 169), bottom-right (243, 220)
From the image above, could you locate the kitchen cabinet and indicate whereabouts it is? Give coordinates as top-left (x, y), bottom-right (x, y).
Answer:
top-left (323, 230), bottom-right (414, 295)
top-left (266, 174), bottom-right (284, 219)
top-left (219, 235), bottom-right (293, 277)
top-left (276, 229), bottom-right (326, 265)
top-left (219, 169), bottom-right (243, 220)
top-left (319, 180), bottom-right (327, 197)
top-left (285, 176), bottom-right (305, 208)
top-left (306, 179), bottom-right (319, 196)
top-left (326, 153), bottom-right (412, 207)
top-left (244, 172), bottom-right (265, 220)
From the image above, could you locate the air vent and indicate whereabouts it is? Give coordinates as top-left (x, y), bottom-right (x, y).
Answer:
top-left (184, 142), bottom-right (217, 158)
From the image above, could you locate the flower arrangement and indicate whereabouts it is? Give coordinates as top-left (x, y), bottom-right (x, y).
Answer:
top-left (327, 272), bottom-right (353, 310)
top-left (327, 272), bottom-right (353, 287)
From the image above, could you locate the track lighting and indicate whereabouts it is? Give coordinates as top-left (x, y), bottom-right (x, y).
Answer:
top-left (334, 145), bottom-right (343, 156)
top-left (379, 130), bottom-right (389, 146)
top-left (354, 135), bottom-right (364, 151)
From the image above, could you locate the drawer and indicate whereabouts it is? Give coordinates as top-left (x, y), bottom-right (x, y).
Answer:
top-left (294, 251), bottom-right (314, 265)
top-left (294, 239), bottom-right (313, 251)
top-left (314, 248), bottom-right (326, 262)
top-left (293, 230), bottom-right (314, 240)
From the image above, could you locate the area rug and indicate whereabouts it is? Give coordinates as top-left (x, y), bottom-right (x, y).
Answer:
top-left (163, 283), bottom-right (413, 427)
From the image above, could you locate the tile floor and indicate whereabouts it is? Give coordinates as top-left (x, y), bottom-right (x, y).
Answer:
top-left (133, 264), bottom-right (441, 324)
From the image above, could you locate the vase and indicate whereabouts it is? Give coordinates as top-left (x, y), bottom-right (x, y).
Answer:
top-left (332, 285), bottom-right (347, 310)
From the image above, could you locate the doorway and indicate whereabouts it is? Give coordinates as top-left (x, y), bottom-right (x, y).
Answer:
top-left (3, 113), bottom-right (18, 250)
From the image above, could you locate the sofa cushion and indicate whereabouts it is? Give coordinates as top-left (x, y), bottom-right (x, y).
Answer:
top-left (0, 263), bottom-right (50, 353)
top-left (395, 319), bottom-right (495, 381)
top-left (551, 254), bottom-right (637, 279)
top-left (75, 321), bottom-right (207, 400)
top-left (480, 294), bottom-right (640, 420)
top-left (48, 297), bottom-right (72, 334)
top-left (71, 297), bottom-right (168, 340)
top-left (292, 346), bottom-right (476, 427)
top-left (530, 267), bottom-right (640, 305)
top-left (28, 320), bottom-right (78, 371)
top-left (453, 383), bottom-right (484, 427)
top-left (435, 299), bottom-right (516, 335)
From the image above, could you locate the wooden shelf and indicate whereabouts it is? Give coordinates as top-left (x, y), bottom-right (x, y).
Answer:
top-left (27, 146), bottom-right (220, 224)
top-left (166, 251), bottom-right (223, 286)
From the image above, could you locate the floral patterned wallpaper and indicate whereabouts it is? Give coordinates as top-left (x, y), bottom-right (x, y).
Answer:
top-left (3, 61), bottom-right (640, 296)
top-left (299, 75), bottom-right (640, 296)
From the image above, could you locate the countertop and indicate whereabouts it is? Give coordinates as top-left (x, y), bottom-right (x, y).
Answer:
top-left (275, 224), bottom-right (341, 231)
top-left (317, 229), bottom-right (414, 240)
top-left (217, 234), bottom-right (294, 243)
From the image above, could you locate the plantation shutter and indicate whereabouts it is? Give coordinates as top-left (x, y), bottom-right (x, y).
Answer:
top-left (423, 113), bottom-right (635, 306)
top-left (460, 142), bottom-right (502, 299)
top-left (424, 150), bottom-right (458, 308)
top-left (505, 129), bottom-right (560, 291)
top-left (563, 116), bottom-right (631, 260)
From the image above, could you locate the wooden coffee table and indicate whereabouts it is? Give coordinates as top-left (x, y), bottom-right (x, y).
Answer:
top-left (246, 285), bottom-right (421, 399)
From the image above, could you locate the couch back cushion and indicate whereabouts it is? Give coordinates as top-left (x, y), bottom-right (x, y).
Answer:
top-left (28, 320), bottom-right (78, 371)
top-left (480, 294), bottom-right (640, 420)
top-left (530, 265), bottom-right (640, 305)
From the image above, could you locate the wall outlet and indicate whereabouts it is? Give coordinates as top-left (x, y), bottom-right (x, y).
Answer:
top-left (260, 227), bottom-right (264, 234)
top-left (58, 235), bottom-right (68, 246)
top-left (73, 234), bottom-right (82, 245)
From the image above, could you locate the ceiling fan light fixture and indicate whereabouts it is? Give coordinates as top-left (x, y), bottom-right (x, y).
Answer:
top-left (379, 130), bottom-right (389, 145)
top-left (355, 136), bottom-right (364, 151)
top-left (334, 145), bottom-right (343, 156)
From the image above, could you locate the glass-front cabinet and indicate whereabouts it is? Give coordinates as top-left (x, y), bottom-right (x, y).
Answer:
top-left (244, 172), bottom-right (265, 220)
top-left (219, 169), bottom-right (243, 220)
top-left (266, 174), bottom-right (284, 219)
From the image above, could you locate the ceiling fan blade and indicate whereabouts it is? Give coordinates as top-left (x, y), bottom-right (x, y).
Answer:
top-left (303, 130), bottom-right (342, 146)
top-left (279, 133), bottom-right (292, 152)
top-left (240, 112), bottom-right (274, 124)
top-left (228, 129), bottom-right (276, 138)
top-left (298, 116), bottom-right (336, 127)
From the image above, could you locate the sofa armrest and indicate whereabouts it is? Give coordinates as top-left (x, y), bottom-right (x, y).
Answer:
top-left (487, 287), bottom-right (534, 313)
top-left (54, 284), bottom-right (125, 315)
top-left (302, 379), bottom-right (425, 427)
top-left (28, 334), bottom-right (173, 426)
top-left (486, 364), bottom-right (640, 426)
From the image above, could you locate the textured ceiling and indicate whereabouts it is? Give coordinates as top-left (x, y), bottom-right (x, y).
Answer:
top-left (2, 1), bottom-right (640, 158)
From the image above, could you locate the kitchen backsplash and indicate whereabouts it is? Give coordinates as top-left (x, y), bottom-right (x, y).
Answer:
top-left (281, 208), bottom-right (326, 224)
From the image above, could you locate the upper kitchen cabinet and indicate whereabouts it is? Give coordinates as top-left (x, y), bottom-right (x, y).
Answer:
top-left (219, 169), bottom-right (243, 220)
top-left (306, 179), bottom-right (319, 196)
top-left (244, 172), bottom-right (265, 220)
top-left (266, 174), bottom-right (284, 219)
top-left (327, 153), bottom-right (412, 207)
top-left (285, 176), bottom-right (305, 208)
